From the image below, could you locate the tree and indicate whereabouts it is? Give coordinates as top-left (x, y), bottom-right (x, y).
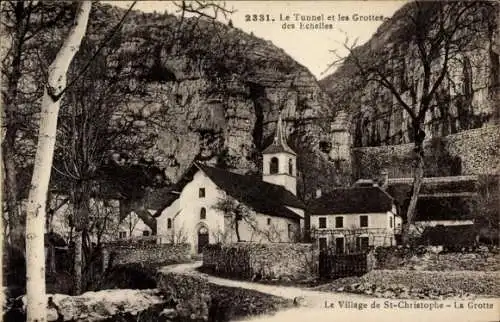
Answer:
top-left (328, 1), bottom-right (496, 243)
top-left (213, 195), bottom-right (248, 242)
top-left (1, 0), bottom-right (75, 260)
top-left (24, 2), bottom-right (91, 320)
top-left (51, 0), bottom-right (234, 294)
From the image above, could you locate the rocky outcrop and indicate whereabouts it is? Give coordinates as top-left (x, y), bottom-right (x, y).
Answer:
top-left (85, 4), bottom-right (339, 197)
top-left (320, 1), bottom-right (499, 148)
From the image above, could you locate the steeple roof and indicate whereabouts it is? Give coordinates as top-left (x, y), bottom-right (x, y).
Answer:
top-left (263, 113), bottom-right (296, 156)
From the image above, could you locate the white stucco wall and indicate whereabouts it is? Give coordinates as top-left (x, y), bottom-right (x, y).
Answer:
top-left (157, 169), bottom-right (304, 253)
top-left (157, 170), bottom-right (226, 253)
top-left (262, 152), bottom-right (297, 195)
top-left (226, 211), bottom-right (301, 243)
top-left (117, 211), bottom-right (154, 239)
top-left (311, 206), bottom-right (400, 250)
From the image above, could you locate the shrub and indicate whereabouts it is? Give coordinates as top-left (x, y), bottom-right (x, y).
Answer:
top-left (157, 272), bottom-right (211, 321)
top-left (95, 263), bottom-right (157, 290)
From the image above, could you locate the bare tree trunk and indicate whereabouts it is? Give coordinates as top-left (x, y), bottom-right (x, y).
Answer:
top-left (234, 219), bottom-right (241, 242)
top-left (402, 140), bottom-right (425, 244)
top-left (2, 7), bottom-right (25, 260)
top-left (73, 230), bottom-right (83, 294)
top-left (2, 140), bottom-right (23, 250)
top-left (25, 3), bottom-right (90, 320)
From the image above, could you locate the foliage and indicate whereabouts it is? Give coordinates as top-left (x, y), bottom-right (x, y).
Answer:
top-left (96, 263), bottom-right (157, 290)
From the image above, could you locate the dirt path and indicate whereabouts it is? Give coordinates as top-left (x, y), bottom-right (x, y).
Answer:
top-left (160, 262), bottom-right (499, 322)
top-left (160, 261), bottom-right (365, 307)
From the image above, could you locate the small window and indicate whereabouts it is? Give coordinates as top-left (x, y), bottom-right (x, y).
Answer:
top-left (389, 216), bottom-right (393, 228)
top-left (288, 158), bottom-right (293, 175)
top-left (288, 224), bottom-right (292, 237)
top-left (143, 230), bottom-right (150, 237)
top-left (319, 237), bottom-right (328, 251)
top-left (356, 236), bottom-right (369, 251)
top-left (319, 217), bottom-right (327, 229)
top-left (119, 231), bottom-right (126, 239)
top-left (360, 215), bottom-right (368, 228)
top-left (200, 207), bottom-right (206, 220)
top-left (167, 218), bottom-right (172, 229)
top-left (335, 216), bottom-right (344, 228)
top-left (267, 218), bottom-right (271, 225)
top-left (199, 188), bottom-right (206, 198)
top-left (270, 157), bottom-right (279, 174)
top-left (335, 237), bottom-right (345, 253)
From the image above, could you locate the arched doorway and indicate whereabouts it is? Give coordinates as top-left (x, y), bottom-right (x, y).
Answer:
top-left (197, 226), bottom-right (209, 253)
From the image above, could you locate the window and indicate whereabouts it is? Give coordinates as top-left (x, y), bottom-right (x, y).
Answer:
top-left (319, 237), bottom-right (328, 251)
top-left (199, 188), bottom-right (206, 198)
top-left (270, 157), bottom-right (279, 174)
top-left (356, 236), bottom-right (369, 251)
top-left (389, 216), bottom-right (393, 228)
top-left (335, 216), bottom-right (344, 228)
top-left (319, 217), bottom-right (327, 229)
top-left (143, 230), bottom-right (150, 237)
top-left (119, 231), bottom-right (126, 239)
top-left (267, 218), bottom-right (271, 225)
top-left (167, 218), bottom-right (172, 229)
top-left (335, 237), bottom-right (345, 253)
top-left (200, 207), bottom-right (206, 220)
top-left (360, 215), bottom-right (368, 228)
top-left (288, 158), bottom-right (293, 175)
top-left (288, 224), bottom-right (292, 238)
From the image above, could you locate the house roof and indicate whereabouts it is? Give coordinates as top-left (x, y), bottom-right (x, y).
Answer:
top-left (308, 186), bottom-right (394, 215)
top-left (198, 163), bottom-right (304, 220)
top-left (160, 162), bottom-right (305, 220)
top-left (262, 113), bottom-right (296, 156)
top-left (386, 175), bottom-right (480, 222)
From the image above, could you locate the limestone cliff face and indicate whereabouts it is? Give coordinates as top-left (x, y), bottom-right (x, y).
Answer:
top-left (320, 1), bottom-right (499, 148)
top-left (91, 5), bottom-right (338, 196)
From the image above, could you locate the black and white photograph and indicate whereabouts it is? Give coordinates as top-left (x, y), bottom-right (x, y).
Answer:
top-left (1, 1), bottom-right (499, 321)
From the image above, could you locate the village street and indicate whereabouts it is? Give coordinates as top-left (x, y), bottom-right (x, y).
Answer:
top-left (161, 262), bottom-right (499, 322)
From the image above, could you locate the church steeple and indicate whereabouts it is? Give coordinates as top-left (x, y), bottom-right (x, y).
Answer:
top-left (262, 112), bottom-right (297, 195)
top-left (263, 113), bottom-right (296, 156)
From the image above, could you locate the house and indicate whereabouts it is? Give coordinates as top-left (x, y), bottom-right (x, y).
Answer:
top-left (156, 114), bottom-right (305, 253)
top-left (385, 176), bottom-right (478, 234)
top-left (308, 181), bottom-right (402, 253)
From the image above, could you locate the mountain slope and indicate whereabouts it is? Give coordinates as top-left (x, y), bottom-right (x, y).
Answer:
top-left (319, 1), bottom-right (499, 148)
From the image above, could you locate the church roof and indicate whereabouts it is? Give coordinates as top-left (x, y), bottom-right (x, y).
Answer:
top-left (262, 113), bottom-right (296, 156)
top-left (160, 162), bottom-right (305, 220)
top-left (308, 186), bottom-right (394, 215)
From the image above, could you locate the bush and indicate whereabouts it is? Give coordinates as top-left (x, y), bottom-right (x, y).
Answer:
top-left (94, 263), bottom-right (158, 290)
top-left (157, 272), bottom-right (211, 321)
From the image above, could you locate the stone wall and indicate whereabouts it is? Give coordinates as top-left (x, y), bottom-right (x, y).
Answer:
top-left (202, 243), bottom-right (318, 281)
top-left (103, 243), bottom-right (191, 270)
top-left (352, 125), bottom-right (499, 179)
top-left (375, 246), bottom-right (500, 271)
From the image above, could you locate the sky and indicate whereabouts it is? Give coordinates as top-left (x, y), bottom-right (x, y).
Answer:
top-left (105, 1), bottom-right (407, 79)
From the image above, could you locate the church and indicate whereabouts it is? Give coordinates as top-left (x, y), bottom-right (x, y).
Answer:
top-left (155, 115), bottom-right (306, 253)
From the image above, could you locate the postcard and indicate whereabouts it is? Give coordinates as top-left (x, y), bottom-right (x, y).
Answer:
top-left (1, 1), bottom-right (498, 321)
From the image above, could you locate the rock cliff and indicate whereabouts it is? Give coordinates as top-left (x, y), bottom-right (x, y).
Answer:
top-left (84, 4), bottom-right (341, 198)
top-left (320, 1), bottom-right (499, 148)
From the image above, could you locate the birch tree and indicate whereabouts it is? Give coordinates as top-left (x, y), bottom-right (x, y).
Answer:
top-left (24, 2), bottom-right (91, 320)
top-left (1, 0), bottom-right (75, 261)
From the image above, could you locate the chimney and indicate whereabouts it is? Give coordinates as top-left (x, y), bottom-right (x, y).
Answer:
top-left (315, 188), bottom-right (322, 199)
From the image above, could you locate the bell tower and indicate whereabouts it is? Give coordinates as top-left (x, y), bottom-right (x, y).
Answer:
top-left (262, 113), bottom-right (297, 195)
